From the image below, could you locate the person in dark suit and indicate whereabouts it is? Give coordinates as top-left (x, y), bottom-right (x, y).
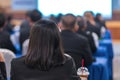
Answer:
top-left (19, 9), bottom-right (42, 51)
top-left (11, 20), bottom-right (80, 80)
top-left (59, 13), bottom-right (93, 69)
top-left (0, 13), bottom-right (16, 53)
top-left (84, 11), bottom-right (101, 38)
top-left (95, 13), bottom-right (107, 29)
top-left (77, 16), bottom-right (97, 54)
top-left (0, 53), bottom-right (6, 80)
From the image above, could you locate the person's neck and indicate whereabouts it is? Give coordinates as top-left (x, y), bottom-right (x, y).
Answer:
top-left (61, 27), bottom-right (75, 32)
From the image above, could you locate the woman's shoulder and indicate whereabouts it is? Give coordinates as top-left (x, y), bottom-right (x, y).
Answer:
top-left (11, 56), bottom-right (25, 64)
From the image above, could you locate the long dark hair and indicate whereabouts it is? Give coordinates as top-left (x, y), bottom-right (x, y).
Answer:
top-left (25, 20), bottom-right (65, 71)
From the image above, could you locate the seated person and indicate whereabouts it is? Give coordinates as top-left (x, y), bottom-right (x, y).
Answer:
top-left (0, 53), bottom-right (6, 80)
top-left (95, 13), bottom-right (107, 38)
top-left (0, 13), bottom-right (16, 53)
top-left (59, 13), bottom-right (93, 69)
top-left (84, 11), bottom-right (101, 38)
top-left (11, 20), bottom-right (80, 80)
top-left (77, 16), bottom-right (98, 53)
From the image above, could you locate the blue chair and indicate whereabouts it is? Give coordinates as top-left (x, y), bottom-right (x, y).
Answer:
top-left (88, 57), bottom-right (109, 80)
top-left (94, 46), bottom-right (108, 58)
top-left (99, 39), bottom-right (114, 80)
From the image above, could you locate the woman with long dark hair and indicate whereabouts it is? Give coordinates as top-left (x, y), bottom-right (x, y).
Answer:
top-left (11, 20), bottom-right (80, 80)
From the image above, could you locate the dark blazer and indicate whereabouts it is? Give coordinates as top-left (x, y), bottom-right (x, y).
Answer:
top-left (11, 55), bottom-right (80, 80)
top-left (77, 30), bottom-right (97, 54)
top-left (86, 21), bottom-right (101, 38)
top-left (0, 62), bottom-right (6, 80)
top-left (0, 31), bottom-right (16, 53)
top-left (61, 30), bottom-right (93, 69)
top-left (19, 20), bottom-right (30, 50)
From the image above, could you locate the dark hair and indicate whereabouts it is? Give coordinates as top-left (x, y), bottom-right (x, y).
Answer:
top-left (77, 17), bottom-right (87, 30)
top-left (61, 13), bottom-right (76, 29)
top-left (0, 13), bottom-right (6, 28)
top-left (28, 9), bottom-right (42, 22)
top-left (95, 13), bottom-right (102, 22)
top-left (25, 19), bottom-right (65, 71)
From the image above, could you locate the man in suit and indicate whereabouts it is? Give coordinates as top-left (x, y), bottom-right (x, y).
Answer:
top-left (77, 16), bottom-right (98, 54)
top-left (59, 13), bottom-right (93, 69)
top-left (84, 11), bottom-right (101, 38)
top-left (0, 13), bottom-right (16, 53)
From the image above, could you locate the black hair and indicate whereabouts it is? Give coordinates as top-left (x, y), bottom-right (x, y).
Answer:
top-left (0, 13), bottom-right (6, 28)
top-left (28, 9), bottom-right (42, 22)
top-left (25, 19), bottom-right (65, 71)
top-left (95, 13), bottom-right (102, 22)
top-left (77, 17), bottom-right (86, 30)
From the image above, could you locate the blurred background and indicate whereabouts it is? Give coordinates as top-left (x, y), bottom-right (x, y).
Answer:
top-left (0, 0), bottom-right (120, 80)
top-left (0, 0), bottom-right (120, 40)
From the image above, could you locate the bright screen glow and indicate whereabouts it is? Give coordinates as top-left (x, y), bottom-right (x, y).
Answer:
top-left (38, 0), bottom-right (112, 19)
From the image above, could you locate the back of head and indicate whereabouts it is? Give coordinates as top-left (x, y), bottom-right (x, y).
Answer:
top-left (0, 13), bottom-right (6, 28)
top-left (77, 17), bottom-right (87, 30)
top-left (95, 13), bottom-right (102, 22)
top-left (28, 9), bottom-right (42, 22)
top-left (61, 13), bottom-right (76, 29)
top-left (25, 19), bottom-right (65, 71)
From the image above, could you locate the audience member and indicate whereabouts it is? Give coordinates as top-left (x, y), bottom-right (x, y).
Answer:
top-left (77, 17), bottom-right (98, 54)
top-left (59, 13), bottom-right (93, 69)
top-left (0, 13), bottom-right (16, 53)
top-left (49, 14), bottom-right (57, 23)
top-left (0, 53), bottom-right (6, 80)
top-left (3, 14), bottom-right (14, 34)
top-left (95, 13), bottom-right (107, 38)
top-left (11, 20), bottom-right (80, 80)
top-left (19, 9), bottom-right (42, 51)
top-left (95, 13), bottom-right (107, 29)
top-left (84, 11), bottom-right (101, 38)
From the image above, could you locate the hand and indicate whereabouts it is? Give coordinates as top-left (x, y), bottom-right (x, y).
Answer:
top-left (0, 53), bottom-right (5, 62)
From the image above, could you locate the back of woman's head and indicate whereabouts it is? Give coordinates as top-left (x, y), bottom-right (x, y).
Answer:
top-left (25, 19), bottom-right (65, 71)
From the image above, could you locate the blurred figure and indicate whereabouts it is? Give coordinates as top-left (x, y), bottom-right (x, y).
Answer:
top-left (11, 20), bottom-right (80, 80)
top-left (3, 14), bottom-right (14, 34)
top-left (76, 15), bottom-right (83, 22)
top-left (49, 14), bottom-right (57, 23)
top-left (0, 13), bottom-right (16, 53)
top-left (84, 11), bottom-right (101, 38)
top-left (77, 17), bottom-right (98, 54)
top-left (19, 9), bottom-right (42, 51)
top-left (59, 13), bottom-right (93, 69)
top-left (0, 53), bottom-right (6, 80)
top-left (56, 13), bottom-right (63, 23)
top-left (95, 13), bottom-right (107, 38)
top-left (95, 13), bottom-right (107, 29)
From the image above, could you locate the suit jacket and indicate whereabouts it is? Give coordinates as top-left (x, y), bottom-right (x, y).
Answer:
top-left (19, 20), bottom-right (30, 51)
top-left (0, 31), bottom-right (16, 53)
top-left (0, 62), bottom-right (6, 80)
top-left (77, 30), bottom-right (97, 53)
top-left (86, 21), bottom-right (101, 38)
top-left (11, 55), bottom-right (80, 80)
top-left (61, 30), bottom-right (93, 69)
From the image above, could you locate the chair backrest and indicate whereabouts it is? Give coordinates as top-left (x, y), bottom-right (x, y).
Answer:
top-left (22, 39), bottom-right (29, 55)
top-left (0, 49), bottom-right (16, 78)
